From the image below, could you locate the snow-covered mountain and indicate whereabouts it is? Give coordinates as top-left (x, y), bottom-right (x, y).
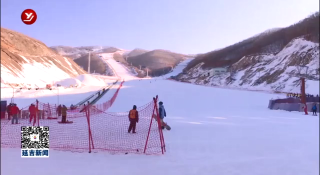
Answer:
top-left (50, 46), bottom-right (120, 60)
top-left (1, 28), bottom-right (86, 88)
top-left (53, 46), bottom-right (192, 77)
top-left (176, 37), bottom-right (319, 94)
top-left (176, 13), bottom-right (320, 94)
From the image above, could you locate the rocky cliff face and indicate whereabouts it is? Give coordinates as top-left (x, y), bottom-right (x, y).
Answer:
top-left (176, 13), bottom-right (319, 94)
top-left (1, 28), bottom-right (86, 87)
top-left (176, 37), bottom-right (319, 94)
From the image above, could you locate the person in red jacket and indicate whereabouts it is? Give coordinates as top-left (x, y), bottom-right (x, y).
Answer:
top-left (29, 104), bottom-right (37, 125)
top-left (128, 105), bottom-right (139, 133)
top-left (6, 104), bottom-right (13, 120)
top-left (11, 103), bottom-right (20, 124)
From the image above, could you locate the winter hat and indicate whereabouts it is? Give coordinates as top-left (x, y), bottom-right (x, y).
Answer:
top-left (133, 105), bottom-right (137, 110)
top-left (159, 101), bottom-right (163, 105)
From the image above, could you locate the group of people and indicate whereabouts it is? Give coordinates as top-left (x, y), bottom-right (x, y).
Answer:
top-left (70, 104), bottom-right (77, 110)
top-left (6, 103), bottom-right (20, 124)
top-left (11, 103), bottom-right (71, 124)
top-left (5, 103), bottom-right (39, 125)
top-left (127, 101), bottom-right (167, 133)
top-left (287, 93), bottom-right (319, 98)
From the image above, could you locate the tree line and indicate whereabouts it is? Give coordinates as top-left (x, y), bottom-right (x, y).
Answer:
top-left (185, 12), bottom-right (319, 71)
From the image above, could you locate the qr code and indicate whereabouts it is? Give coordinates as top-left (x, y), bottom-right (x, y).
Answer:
top-left (21, 126), bottom-right (49, 149)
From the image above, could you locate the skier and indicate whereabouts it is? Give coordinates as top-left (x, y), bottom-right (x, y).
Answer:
top-left (128, 105), bottom-right (139, 133)
top-left (61, 105), bottom-right (68, 123)
top-left (6, 103), bottom-right (12, 120)
top-left (159, 101), bottom-right (166, 129)
top-left (302, 103), bottom-right (308, 115)
top-left (57, 105), bottom-right (62, 117)
top-left (28, 104), bottom-right (37, 125)
top-left (312, 104), bottom-right (317, 116)
top-left (11, 103), bottom-right (20, 124)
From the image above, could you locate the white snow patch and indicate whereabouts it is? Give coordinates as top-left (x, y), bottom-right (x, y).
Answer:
top-left (54, 78), bottom-right (82, 87)
top-left (19, 55), bottom-right (30, 63)
top-left (76, 74), bottom-right (108, 86)
top-left (161, 58), bottom-right (194, 78)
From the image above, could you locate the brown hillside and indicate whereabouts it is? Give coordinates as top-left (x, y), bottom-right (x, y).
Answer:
top-left (74, 54), bottom-right (114, 76)
top-left (127, 49), bottom-right (187, 76)
top-left (1, 28), bottom-right (86, 78)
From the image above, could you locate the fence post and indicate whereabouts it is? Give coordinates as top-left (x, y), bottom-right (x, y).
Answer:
top-left (154, 95), bottom-right (166, 154)
top-left (48, 103), bottom-right (51, 119)
top-left (85, 105), bottom-right (92, 153)
top-left (85, 104), bottom-right (94, 153)
top-left (143, 97), bottom-right (156, 154)
top-left (36, 100), bottom-right (39, 127)
top-left (88, 105), bottom-right (94, 149)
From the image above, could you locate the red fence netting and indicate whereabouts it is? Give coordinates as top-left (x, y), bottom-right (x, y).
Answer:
top-left (1, 81), bottom-right (165, 155)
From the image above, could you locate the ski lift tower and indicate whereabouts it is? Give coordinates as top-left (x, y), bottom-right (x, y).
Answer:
top-left (86, 49), bottom-right (93, 74)
top-left (289, 52), bottom-right (309, 114)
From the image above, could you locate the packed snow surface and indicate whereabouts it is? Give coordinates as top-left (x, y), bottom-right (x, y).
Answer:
top-left (76, 74), bottom-right (108, 86)
top-left (161, 58), bottom-right (194, 78)
top-left (1, 55), bottom-right (318, 175)
top-left (99, 53), bottom-right (137, 80)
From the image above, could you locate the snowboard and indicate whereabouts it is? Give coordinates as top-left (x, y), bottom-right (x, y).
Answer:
top-left (58, 121), bottom-right (73, 124)
top-left (162, 123), bottom-right (171, 130)
top-left (47, 117), bottom-right (58, 119)
top-left (153, 114), bottom-right (171, 130)
top-left (161, 122), bottom-right (171, 130)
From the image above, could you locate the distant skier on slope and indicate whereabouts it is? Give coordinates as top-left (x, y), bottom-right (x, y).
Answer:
top-left (128, 105), bottom-right (139, 133)
top-left (302, 104), bottom-right (308, 115)
top-left (312, 104), bottom-right (317, 116)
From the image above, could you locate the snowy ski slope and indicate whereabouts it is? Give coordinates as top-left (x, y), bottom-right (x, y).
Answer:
top-left (1, 56), bottom-right (319, 175)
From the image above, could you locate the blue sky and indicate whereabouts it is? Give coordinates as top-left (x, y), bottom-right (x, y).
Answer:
top-left (1, 0), bottom-right (319, 54)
